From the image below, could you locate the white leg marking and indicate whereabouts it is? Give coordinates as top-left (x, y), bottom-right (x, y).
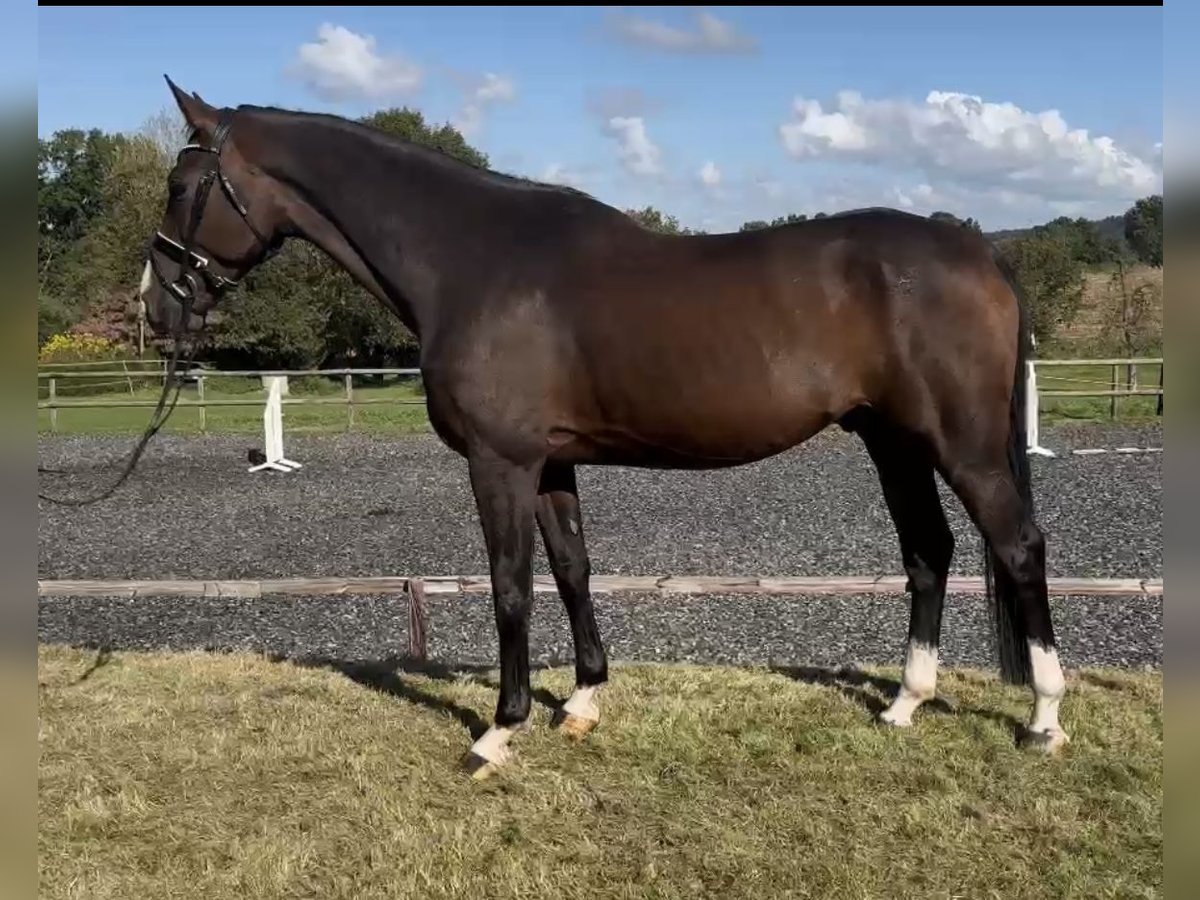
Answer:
top-left (1028, 639), bottom-right (1068, 740)
top-left (562, 684), bottom-right (600, 723)
top-left (139, 260), bottom-right (153, 296)
top-left (880, 640), bottom-right (938, 727)
top-left (468, 724), bottom-right (519, 766)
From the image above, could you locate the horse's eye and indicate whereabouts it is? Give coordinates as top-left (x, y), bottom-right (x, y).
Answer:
top-left (168, 181), bottom-right (188, 200)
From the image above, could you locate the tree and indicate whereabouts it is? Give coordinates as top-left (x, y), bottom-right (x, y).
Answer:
top-left (624, 205), bottom-right (700, 235)
top-left (1100, 261), bottom-right (1162, 356)
top-left (359, 108), bottom-right (488, 169)
top-left (930, 210), bottom-right (982, 233)
top-left (1124, 195), bottom-right (1162, 267)
top-left (996, 233), bottom-right (1085, 346)
top-left (38, 129), bottom-right (124, 252)
top-left (1034, 216), bottom-right (1121, 266)
top-left (740, 213), bottom-right (808, 232)
top-left (38, 128), bottom-right (131, 345)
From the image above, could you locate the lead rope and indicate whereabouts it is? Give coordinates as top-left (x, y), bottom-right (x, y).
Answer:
top-left (39, 108), bottom-right (270, 508)
top-left (37, 142), bottom-right (217, 507)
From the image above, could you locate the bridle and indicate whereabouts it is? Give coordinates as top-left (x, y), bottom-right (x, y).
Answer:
top-left (39, 107), bottom-right (277, 507)
top-left (148, 105), bottom-right (278, 317)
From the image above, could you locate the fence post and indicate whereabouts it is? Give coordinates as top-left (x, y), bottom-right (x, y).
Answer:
top-left (344, 372), bottom-right (354, 431)
top-left (197, 375), bottom-right (206, 433)
top-left (1026, 361), bottom-right (1055, 457)
top-left (1110, 363), bottom-right (1118, 420)
top-left (1157, 363), bottom-right (1164, 416)
top-left (49, 377), bottom-right (58, 433)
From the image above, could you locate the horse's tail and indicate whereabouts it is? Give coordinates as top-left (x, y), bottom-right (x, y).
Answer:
top-left (983, 246), bottom-right (1034, 686)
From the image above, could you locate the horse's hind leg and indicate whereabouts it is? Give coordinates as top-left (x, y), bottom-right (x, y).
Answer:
top-left (857, 414), bottom-right (955, 727)
top-left (535, 463), bottom-right (608, 739)
top-left (943, 456), bottom-right (1068, 752)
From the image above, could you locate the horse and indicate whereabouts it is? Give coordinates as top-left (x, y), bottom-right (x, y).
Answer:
top-left (140, 77), bottom-right (1070, 779)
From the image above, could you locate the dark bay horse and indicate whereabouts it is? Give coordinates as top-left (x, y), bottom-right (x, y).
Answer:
top-left (141, 78), bottom-right (1069, 778)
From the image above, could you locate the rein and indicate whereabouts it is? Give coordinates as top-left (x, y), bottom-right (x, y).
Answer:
top-left (39, 107), bottom-right (270, 507)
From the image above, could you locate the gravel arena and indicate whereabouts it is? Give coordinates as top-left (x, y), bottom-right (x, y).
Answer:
top-left (37, 421), bottom-right (1162, 674)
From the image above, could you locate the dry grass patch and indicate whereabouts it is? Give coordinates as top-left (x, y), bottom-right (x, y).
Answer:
top-left (39, 646), bottom-right (1162, 900)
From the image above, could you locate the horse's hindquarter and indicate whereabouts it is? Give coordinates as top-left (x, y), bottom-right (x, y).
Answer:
top-left (548, 229), bottom-right (883, 467)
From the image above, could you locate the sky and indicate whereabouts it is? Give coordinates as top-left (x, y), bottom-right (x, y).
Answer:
top-left (37, 5), bottom-right (1165, 232)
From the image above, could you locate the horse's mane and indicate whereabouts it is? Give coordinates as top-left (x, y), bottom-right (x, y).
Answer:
top-left (236, 103), bottom-right (600, 203)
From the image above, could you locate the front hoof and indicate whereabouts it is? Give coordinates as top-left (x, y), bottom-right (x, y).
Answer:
top-left (462, 752), bottom-right (504, 781)
top-left (877, 707), bottom-right (914, 729)
top-left (1018, 727), bottom-right (1071, 755)
top-left (556, 712), bottom-right (599, 741)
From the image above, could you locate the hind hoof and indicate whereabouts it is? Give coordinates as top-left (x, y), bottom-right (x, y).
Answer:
top-left (1019, 727), bottom-right (1070, 755)
top-left (556, 713), bottom-right (599, 741)
top-left (462, 752), bottom-right (504, 780)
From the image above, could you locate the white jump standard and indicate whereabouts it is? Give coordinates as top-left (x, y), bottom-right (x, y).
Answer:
top-left (248, 376), bottom-right (302, 474)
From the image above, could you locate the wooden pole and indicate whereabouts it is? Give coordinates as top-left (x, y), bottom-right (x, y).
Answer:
top-left (36, 574), bottom-right (1164, 599)
top-left (197, 375), bottom-right (206, 433)
top-left (408, 578), bottom-right (428, 660)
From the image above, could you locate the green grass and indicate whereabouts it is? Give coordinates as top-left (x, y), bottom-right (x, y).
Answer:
top-left (1036, 362), bottom-right (1163, 423)
top-left (37, 362), bottom-right (1164, 437)
top-left (38, 645), bottom-right (1162, 900)
top-left (37, 379), bottom-right (433, 436)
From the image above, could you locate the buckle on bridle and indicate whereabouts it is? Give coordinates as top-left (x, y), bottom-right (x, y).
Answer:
top-left (147, 111), bottom-right (268, 306)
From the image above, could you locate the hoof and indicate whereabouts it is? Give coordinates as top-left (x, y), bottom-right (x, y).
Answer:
top-left (1019, 727), bottom-right (1071, 755)
top-left (462, 752), bottom-right (504, 781)
top-left (556, 712), bottom-right (599, 741)
top-left (877, 710), bottom-right (913, 729)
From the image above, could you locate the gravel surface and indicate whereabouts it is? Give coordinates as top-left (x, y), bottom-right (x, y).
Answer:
top-left (37, 590), bottom-right (1161, 671)
top-left (38, 422), bottom-right (1162, 670)
top-left (38, 423), bottom-right (1162, 580)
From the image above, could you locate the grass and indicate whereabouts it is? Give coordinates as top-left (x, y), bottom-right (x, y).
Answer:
top-left (37, 379), bottom-right (433, 436)
top-left (39, 645), bottom-right (1162, 900)
top-left (1036, 361), bottom-right (1163, 423)
top-left (37, 362), bottom-right (1164, 438)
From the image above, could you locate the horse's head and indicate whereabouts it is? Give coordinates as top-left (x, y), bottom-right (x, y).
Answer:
top-left (141, 77), bottom-right (287, 337)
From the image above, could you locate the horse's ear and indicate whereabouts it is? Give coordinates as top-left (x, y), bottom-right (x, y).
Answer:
top-left (164, 74), bottom-right (218, 135)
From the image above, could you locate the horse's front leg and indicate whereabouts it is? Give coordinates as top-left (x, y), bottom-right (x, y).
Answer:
top-left (536, 462), bottom-right (608, 739)
top-left (461, 444), bottom-right (543, 780)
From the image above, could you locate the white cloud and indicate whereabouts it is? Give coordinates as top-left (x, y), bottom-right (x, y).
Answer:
top-left (604, 116), bottom-right (663, 177)
top-left (609, 11), bottom-right (757, 55)
top-left (698, 161), bottom-right (722, 188)
top-left (454, 72), bottom-right (516, 137)
top-left (540, 163), bottom-right (590, 190)
top-left (291, 23), bottom-right (422, 101)
top-left (779, 89), bottom-right (1162, 203)
top-left (585, 86), bottom-right (661, 120)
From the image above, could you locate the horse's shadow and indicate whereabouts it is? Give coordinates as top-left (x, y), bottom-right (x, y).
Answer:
top-left (770, 665), bottom-right (949, 717)
top-left (284, 654), bottom-right (565, 741)
top-left (280, 655), bottom-right (1022, 740)
top-left (770, 664), bottom-right (1024, 732)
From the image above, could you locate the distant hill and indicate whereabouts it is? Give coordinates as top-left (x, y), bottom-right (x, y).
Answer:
top-left (985, 213), bottom-right (1126, 247)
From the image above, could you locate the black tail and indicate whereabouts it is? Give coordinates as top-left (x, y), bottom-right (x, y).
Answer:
top-left (985, 248), bottom-right (1034, 686)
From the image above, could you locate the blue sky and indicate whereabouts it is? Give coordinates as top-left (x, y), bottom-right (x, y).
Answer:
top-left (38, 6), bottom-right (1163, 232)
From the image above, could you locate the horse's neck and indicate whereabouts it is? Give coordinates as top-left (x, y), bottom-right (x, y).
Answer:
top-left (262, 116), bottom-right (496, 341)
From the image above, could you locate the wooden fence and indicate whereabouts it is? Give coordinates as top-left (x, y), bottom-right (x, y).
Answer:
top-left (36, 358), bottom-right (1163, 434)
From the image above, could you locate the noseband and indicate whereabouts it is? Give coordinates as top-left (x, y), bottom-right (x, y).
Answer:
top-left (148, 107), bottom-right (277, 318)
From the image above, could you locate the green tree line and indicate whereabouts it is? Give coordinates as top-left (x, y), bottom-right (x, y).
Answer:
top-left (39, 105), bottom-right (1161, 366)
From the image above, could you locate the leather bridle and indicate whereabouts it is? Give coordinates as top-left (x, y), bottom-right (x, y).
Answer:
top-left (148, 106), bottom-right (278, 321)
top-left (39, 108), bottom-right (278, 507)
